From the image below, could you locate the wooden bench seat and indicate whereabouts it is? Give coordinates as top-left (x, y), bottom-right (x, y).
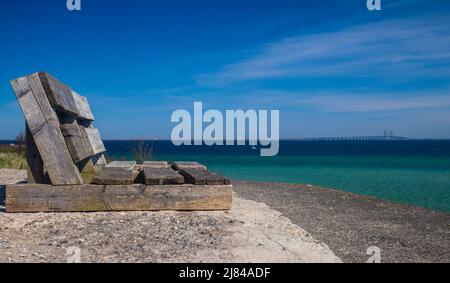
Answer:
top-left (8, 72), bottom-right (232, 212)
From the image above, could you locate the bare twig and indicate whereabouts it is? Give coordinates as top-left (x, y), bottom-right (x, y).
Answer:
top-left (130, 136), bottom-right (153, 164)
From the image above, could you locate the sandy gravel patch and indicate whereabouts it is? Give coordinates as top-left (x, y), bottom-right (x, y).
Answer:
top-left (204, 196), bottom-right (341, 263)
top-left (0, 169), bottom-right (26, 186)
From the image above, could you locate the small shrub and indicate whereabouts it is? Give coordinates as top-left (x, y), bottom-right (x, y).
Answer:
top-left (130, 138), bottom-right (153, 164)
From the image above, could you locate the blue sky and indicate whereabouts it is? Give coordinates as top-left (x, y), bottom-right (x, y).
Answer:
top-left (1, 0), bottom-right (450, 139)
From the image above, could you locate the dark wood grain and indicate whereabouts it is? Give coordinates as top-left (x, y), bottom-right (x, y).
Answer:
top-left (143, 167), bottom-right (185, 185)
top-left (91, 167), bottom-right (135, 185)
top-left (38, 72), bottom-right (79, 115)
top-left (179, 168), bottom-right (230, 185)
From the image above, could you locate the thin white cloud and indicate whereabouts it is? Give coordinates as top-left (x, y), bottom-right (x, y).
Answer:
top-left (197, 16), bottom-right (450, 86)
top-left (161, 87), bottom-right (450, 113)
top-left (295, 93), bottom-right (450, 112)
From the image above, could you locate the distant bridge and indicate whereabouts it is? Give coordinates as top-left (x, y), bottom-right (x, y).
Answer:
top-left (298, 136), bottom-right (408, 141)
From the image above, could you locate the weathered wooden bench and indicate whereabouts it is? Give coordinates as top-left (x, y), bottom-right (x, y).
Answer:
top-left (6, 72), bottom-right (232, 213)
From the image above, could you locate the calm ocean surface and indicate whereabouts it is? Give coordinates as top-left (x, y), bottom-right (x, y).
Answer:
top-left (104, 140), bottom-right (450, 213)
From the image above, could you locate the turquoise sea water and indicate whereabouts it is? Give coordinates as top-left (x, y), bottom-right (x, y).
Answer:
top-left (102, 140), bottom-right (450, 213)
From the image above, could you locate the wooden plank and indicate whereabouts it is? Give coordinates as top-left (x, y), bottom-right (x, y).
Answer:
top-left (72, 90), bottom-right (95, 121)
top-left (106, 161), bottom-right (136, 170)
top-left (84, 128), bottom-right (106, 155)
top-left (25, 123), bottom-right (44, 184)
top-left (6, 184), bottom-right (233, 212)
top-left (11, 74), bottom-right (83, 185)
top-left (38, 72), bottom-right (79, 115)
top-left (91, 167), bottom-right (135, 185)
top-left (143, 161), bottom-right (169, 168)
top-left (179, 168), bottom-right (230, 185)
top-left (34, 121), bottom-right (83, 185)
top-left (172, 161), bottom-right (207, 171)
top-left (60, 123), bottom-right (81, 137)
top-left (143, 167), bottom-right (185, 185)
top-left (60, 123), bottom-right (92, 162)
top-left (12, 74), bottom-right (58, 127)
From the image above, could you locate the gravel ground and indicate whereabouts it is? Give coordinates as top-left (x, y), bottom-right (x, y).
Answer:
top-left (0, 170), bottom-right (340, 263)
top-left (233, 181), bottom-right (450, 263)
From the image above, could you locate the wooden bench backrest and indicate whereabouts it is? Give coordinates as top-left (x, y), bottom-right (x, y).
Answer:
top-left (11, 72), bottom-right (107, 185)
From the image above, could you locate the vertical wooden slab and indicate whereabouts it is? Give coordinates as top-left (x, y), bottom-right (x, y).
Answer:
top-left (11, 73), bottom-right (83, 185)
